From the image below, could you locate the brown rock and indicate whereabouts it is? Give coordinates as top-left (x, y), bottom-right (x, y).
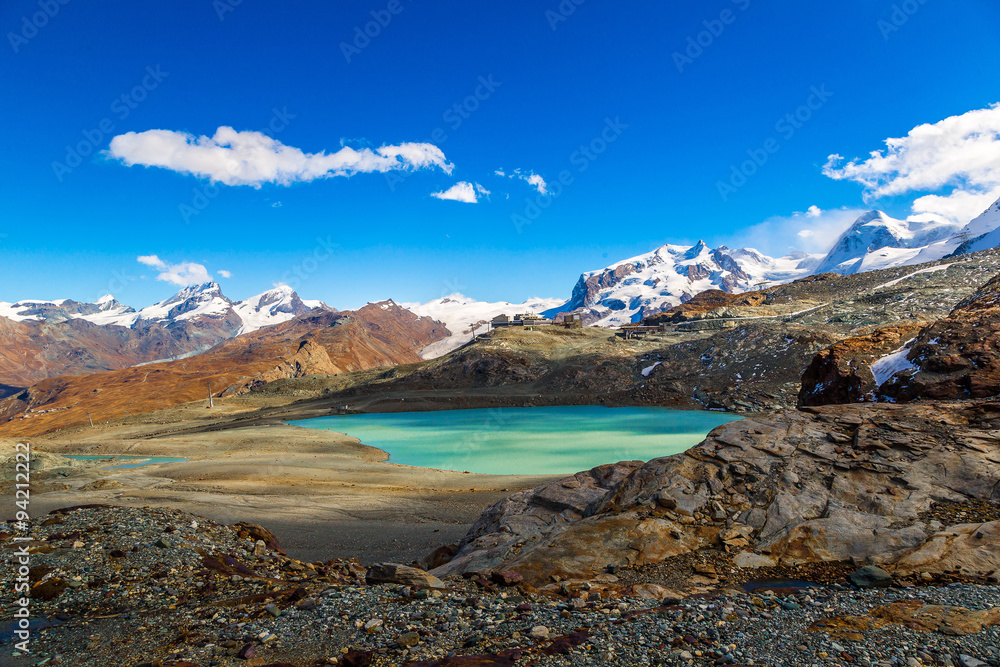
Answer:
top-left (366, 563), bottom-right (445, 589)
top-left (32, 578), bottom-right (68, 600)
top-left (892, 521), bottom-right (1000, 579)
top-left (490, 570), bottom-right (524, 586)
top-left (811, 599), bottom-right (1000, 637)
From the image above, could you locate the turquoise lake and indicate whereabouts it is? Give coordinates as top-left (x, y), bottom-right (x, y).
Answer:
top-left (292, 406), bottom-right (741, 475)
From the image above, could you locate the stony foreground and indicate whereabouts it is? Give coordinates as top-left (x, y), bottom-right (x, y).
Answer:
top-left (3, 505), bottom-right (1000, 667)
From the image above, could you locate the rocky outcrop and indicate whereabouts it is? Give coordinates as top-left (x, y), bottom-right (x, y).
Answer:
top-left (433, 402), bottom-right (1000, 586)
top-left (644, 290), bottom-right (768, 325)
top-left (797, 323), bottom-right (926, 406)
top-left (879, 273), bottom-right (1000, 402)
top-left (225, 338), bottom-right (344, 396)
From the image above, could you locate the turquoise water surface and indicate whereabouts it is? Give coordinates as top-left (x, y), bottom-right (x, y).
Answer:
top-left (64, 455), bottom-right (189, 469)
top-left (292, 406), bottom-right (740, 475)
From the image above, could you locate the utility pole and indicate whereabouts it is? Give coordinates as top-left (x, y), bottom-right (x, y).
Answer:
top-left (88, 413), bottom-right (94, 428)
top-left (208, 382), bottom-right (214, 409)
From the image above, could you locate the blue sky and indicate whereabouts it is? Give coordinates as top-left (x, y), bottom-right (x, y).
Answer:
top-left (2, 0), bottom-right (1000, 308)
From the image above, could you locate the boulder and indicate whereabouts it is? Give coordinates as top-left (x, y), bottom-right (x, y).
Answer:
top-left (365, 563), bottom-right (445, 589)
top-left (891, 521), bottom-right (1000, 580)
top-left (847, 565), bottom-right (893, 589)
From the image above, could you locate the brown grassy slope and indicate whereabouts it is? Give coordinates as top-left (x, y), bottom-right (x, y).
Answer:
top-left (0, 301), bottom-right (446, 437)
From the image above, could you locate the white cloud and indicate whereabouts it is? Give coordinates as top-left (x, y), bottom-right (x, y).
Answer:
top-left (496, 167), bottom-right (548, 194)
top-left (727, 207), bottom-right (868, 257)
top-left (137, 255), bottom-right (213, 286)
top-left (108, 127), bottom-right (454, 187)
top-left (218, 270), bottom-right (232, 278)
top-left (822, 103), bottom-right (1000, 223)
top-left (431, 181), bottom-right (484, 203)
top-left (137, 254), bottom-right (166, 269)
top-left (909, 186), bottom-right (1000, 225)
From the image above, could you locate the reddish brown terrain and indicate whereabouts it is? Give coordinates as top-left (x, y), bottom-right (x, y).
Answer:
top-left (0, 301), bottom-right (446, 437)
top-left (0, 313), bottom-right (242, 394)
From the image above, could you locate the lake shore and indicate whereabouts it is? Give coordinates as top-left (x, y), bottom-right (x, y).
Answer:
top-left (3, 417), bottom-right (558, 564)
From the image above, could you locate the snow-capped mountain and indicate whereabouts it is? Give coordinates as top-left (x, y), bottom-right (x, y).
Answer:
top-left (954, 197), bottom-right (1000, 255)
top-left (814, 210), bottom-right (964, 275)
top-left (547, 242), bottom-right (823, 326)
top-left (401, 293), bottom-right (564, 358)
top-left (0, 295), bottom-right (134, 324)
top-left (233, 286), bottom-right (328, 335)
top-left (0, 283), bottom-right (328, 334)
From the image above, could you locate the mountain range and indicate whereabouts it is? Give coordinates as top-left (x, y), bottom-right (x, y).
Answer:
top-left (2, 196), bottom-right (999, 398)
top-left (538, 195), bottom-right (1000, 327)
top-left (0, 283), bottom-right (327, 396)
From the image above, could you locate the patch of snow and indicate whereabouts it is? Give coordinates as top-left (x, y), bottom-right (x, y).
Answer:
top-left (871, 339), bottom-right (919, 387)
top-left (874, 264), bottom-right (953, 290)
top-left (641, 361), bottom-right (661, 377)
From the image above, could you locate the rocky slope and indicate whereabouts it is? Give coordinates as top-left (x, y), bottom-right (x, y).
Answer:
top-left (433, 401), bottom-right (1000, 588)
top-left (0, 301), bottom-right (446, 437)
top-left (0, 283), bottom-right (326, 392)
top-left (799, 266), bottom-right (1000, 405)
top-left (879, 272), bottom-right (1000, 402)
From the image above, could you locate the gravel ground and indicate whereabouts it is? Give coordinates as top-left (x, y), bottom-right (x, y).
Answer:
top-left (2, 505), bottom-right (999, 667)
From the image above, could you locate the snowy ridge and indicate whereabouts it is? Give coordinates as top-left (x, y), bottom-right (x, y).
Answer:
top-left (0, 282), bottom-right (326, 335)
top-left (957, 198), bottom-right (1000, 254)
top-left (232, 284), bottom-right (327, 335)
top-left (815, 210), bottom-right (963, 275)
top-left (400, 293), bottom-right (564, 359)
